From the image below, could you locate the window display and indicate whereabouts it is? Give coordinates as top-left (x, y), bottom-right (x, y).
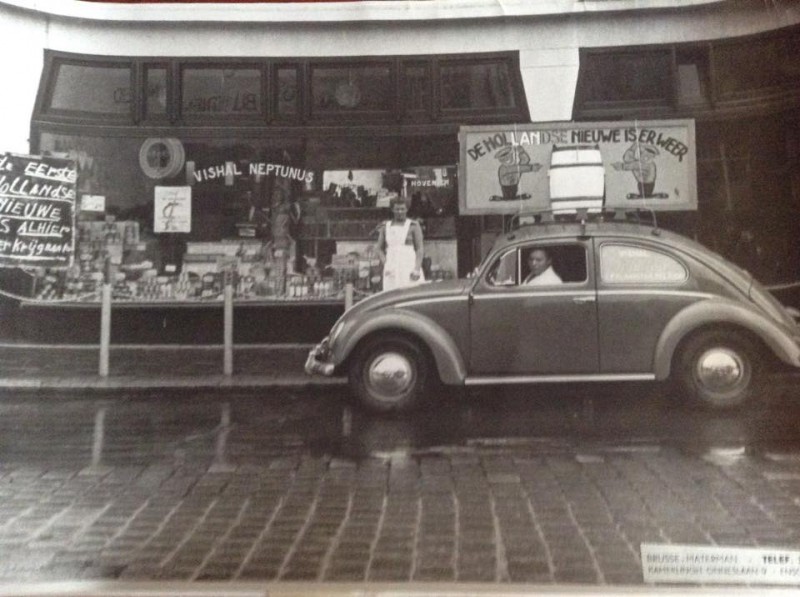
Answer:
top-left (26, 133), bottom-right (459, 304)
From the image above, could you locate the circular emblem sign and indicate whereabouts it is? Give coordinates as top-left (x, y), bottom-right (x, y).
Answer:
top-left (334, 81), bottom-right (361, 108)
top-left (139, 138), bottom-right (185, 180)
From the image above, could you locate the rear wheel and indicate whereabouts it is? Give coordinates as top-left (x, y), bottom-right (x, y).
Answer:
top-left (675, 330), bottom-right (760, 409)
top-left (349, 334), bottom-right (429, 413)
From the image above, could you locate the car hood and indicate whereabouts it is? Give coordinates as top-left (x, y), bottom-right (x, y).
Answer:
top-left (346, 279), bottom-right (471, 318)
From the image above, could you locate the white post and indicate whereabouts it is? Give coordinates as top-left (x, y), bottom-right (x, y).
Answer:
top-left (99, 264), bottom-right (112, 377)
top-left (224, 278), bottom-right (234, 376)
top-left (345, 282), bottom-right (354, 311)
top-left (91, 407), bottom-right (107, 467)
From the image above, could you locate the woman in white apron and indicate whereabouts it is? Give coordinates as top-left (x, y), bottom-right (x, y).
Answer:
top-left (376, 197), bottom-right (425, 291)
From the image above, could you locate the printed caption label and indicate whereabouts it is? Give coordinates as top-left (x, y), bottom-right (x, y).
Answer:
top-left (642, 543), bottom-right (800, 585)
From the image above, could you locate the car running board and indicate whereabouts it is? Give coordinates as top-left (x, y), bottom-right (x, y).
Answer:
top-left (464, 373), bottom-right (656, 385)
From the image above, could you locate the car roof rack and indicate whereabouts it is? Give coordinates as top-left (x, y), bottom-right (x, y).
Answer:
top-left (507, 207), bottom-right (659, 234)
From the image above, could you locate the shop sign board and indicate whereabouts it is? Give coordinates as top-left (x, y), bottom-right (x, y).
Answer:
top-left (458, 120), bottom-right (697, 215)
top-left (154, 186), bottom-right (192, 233)
top-left (0, 152), bottom-right (77, 268)
top-left (189, 161), bottom-right (314, 185)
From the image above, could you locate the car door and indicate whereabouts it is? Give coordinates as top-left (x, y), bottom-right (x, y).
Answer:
top-left (468, 240), bottom-right (599, 376)
top-left (594, 238), bottom-right (701, 373)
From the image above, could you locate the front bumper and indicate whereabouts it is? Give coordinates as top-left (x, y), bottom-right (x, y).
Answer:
top-left (305, 337), bottom-right (336, 377)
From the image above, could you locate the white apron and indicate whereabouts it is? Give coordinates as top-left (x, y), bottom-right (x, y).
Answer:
top-left (382, 219), bottom-right (425, 291)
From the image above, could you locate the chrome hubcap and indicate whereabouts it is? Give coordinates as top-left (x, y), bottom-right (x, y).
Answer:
top-left (695, 347), bottom-right (746, 392)
top-left (367, 352), bottom-right (414, 400)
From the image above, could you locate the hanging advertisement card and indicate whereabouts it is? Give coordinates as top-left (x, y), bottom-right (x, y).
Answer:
top-left (80, 194), bottom-right (105, 212)
top-left (459, 120), bottom-right (696, 215)
top-left (154, 186), bottom-right (192, 233)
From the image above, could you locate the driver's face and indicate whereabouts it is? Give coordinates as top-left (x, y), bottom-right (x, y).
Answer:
top-left (528, 250), bottom-right (551, 277)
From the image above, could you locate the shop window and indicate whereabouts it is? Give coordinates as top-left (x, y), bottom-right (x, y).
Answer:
top-left (574, 27), bottom-right (800, 120)
top-left (48, 62), bottom-right (132, 115)
top-left (38, 50), bottom-right (528, 128)
top-left (579, 50), bottom-right (672, 106)
top-left (181, 66), bottom-right (263, 117)
top-left (144, 65), bottom-right (168, 118)
top-left (276, 66), bottom-right (300, 119)
top-left (440, 60), bottom-right (515, 110)
top-left (402, 62), bottom-right (431, 116)
top-left (310, 64), bottom-right (393, 116)
top-left (676, 48), bottom-right (711, 108)
top-left (315, 166), bottom-right (456, 216)
top-left (38, 132), bottom-right (162, 219)
top-left (714, 36), bottom-right (784, 100)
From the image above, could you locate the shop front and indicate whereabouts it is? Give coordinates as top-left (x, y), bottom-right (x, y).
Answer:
top-left (1, 2), bottom-right (799, 345)
top-left (0, 50), bottom-right (529, 343)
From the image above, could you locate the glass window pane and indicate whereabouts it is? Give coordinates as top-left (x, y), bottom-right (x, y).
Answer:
top-left (581, 51), bottom-right (671, 103)
top-left (440, 61), bottom-right (515, 110)
top-left (39, 132), bottom-right (156, 211)
top-left (676, 49), bottom-right (710, 107)
top-left (50, 63), bottom-right (132, 114)
top-left (311, 65), bottom-right (392, 113)
top-left (145, 67), bottom-right (168, 116)
top-left (182, 67), bottom-right (262, 116)
top-left (403, 63), bottom-right (430, 112)
top-left (521, 245), bottom-right (586, 284)
top-left (601, 244), bottom-right (687, 284)
top-left (277, 67), bottom-right (299, 117)
top-left (487, 249), bottom-right (518, 286)
top-left (715, 37), bottom-right (783, 98)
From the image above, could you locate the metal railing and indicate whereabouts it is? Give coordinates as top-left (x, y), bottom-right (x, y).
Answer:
top-left (0, 264), bottom-right (357, 378)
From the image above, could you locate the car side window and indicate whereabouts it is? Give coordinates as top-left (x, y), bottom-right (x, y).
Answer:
top-left (486, 248), bottom-right (519, 286)
top-left (486, 244), bottom-right (588, 287)
top-left (521, 244), bottom-right (587, 285)
top-left (600, 243), bottom-right (688, 285)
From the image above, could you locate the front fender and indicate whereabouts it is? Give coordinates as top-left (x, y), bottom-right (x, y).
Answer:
top-left (653, 299), bottom-right (800, 379)
top-left (332, 308), bottom-right (467, 384)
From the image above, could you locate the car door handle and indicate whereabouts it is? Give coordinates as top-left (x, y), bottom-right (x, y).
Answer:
top-left (572, 295), bottom-right (596, 304)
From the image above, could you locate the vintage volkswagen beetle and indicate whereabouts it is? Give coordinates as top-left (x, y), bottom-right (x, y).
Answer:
top-left (306, 212), bottom-right (800, 412)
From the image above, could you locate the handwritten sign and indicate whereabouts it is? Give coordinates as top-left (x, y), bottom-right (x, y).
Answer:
top-left (459, 120), bottom-right (696, 215)
top-left (154, 186), bottom-right (191, 233)
top-left (0, 153), bottom-right (77, 268)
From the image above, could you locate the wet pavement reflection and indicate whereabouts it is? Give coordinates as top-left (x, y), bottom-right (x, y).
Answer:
top-left (2, 382), bottom-right (800, 469)
top-left (4, 383), bottom-right (800, 584)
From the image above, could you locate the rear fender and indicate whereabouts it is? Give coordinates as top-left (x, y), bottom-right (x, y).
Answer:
top-left (333, 308), bottom-right (467, 384)
top-left (654, 299), bottom-right (800, 379)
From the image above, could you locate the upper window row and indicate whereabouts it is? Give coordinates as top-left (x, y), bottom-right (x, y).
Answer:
top-left (38, 52), bottom-right (526, 124)
top-left (575, 25), bottom-right (800, 117)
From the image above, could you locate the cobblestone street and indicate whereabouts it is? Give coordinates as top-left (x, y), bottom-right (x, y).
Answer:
top-left (3, 436), bottom-right (800, 586)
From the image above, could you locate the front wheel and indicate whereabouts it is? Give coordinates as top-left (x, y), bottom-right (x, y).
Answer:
top-left (349, 334), bottom-right (429, 413)
top-left (675, 330), bottom-right (760, 409)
